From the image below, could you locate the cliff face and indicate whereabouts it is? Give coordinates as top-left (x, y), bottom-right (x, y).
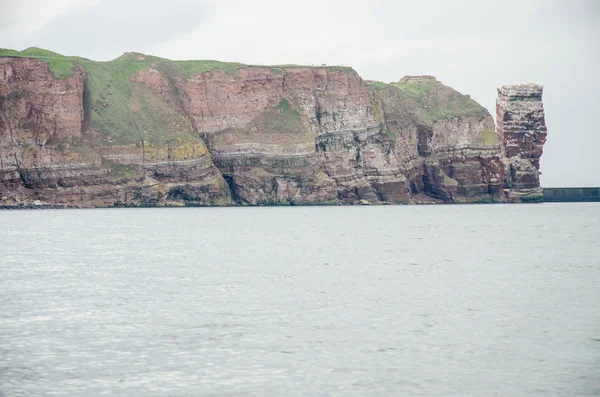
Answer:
top-left (0, 54), bottom-right (231, 208)
top-left (0, 48), bottom-right (547, 207)
top-left (496, 83), bottom-right (547, 202)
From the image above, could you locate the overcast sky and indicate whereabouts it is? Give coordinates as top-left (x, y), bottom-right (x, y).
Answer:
top-left (1, 0), bottom-right (598, 186)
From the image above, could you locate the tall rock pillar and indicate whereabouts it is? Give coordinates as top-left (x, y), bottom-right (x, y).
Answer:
top-left (496, 83), bottom-right (548, 202)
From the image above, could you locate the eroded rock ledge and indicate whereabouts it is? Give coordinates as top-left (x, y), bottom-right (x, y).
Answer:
top-left (0, 49), bottom-right (547, 208)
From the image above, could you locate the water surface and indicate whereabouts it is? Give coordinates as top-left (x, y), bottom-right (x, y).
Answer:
top-left (1, 204), bottom-right (599, 396)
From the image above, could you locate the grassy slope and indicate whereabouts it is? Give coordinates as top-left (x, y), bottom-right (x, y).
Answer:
top-left (365, 78), bottom-right (497, 145)
top-left (365, 78), bottom-right (491, 144)
top-left (365, 78), bottom-right (489, 124)
top-left (78, 57), bottom-right (155, 145)
top-left (77, 56), bottom-right (204, 146)
top-left (209, 98), bottom-right (312, 149)
top-left (263, 98), bottom-right (303, 134)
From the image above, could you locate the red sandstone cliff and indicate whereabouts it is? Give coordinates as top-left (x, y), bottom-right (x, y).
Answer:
top-left (0, 53), bottom-right (547, 208)
top-left (496, 83), bottom-right (547, 202)
top-left (0, 57), bottom-right (230, 207)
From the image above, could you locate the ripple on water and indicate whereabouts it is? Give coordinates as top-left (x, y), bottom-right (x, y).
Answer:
top-left (0, 204), bottom-right (599, 396)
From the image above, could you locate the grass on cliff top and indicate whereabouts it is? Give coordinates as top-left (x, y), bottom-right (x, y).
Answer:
top-left (2, 47), bottom-right (354, 145)
top-left (1, 47), bottom-right (356, 80)
top-left (122, 53), bottom-right (245, 80)
top-left (0, 48), bottom-right (247, 80)
top-left (115, 53), bottom-right (355, 80)
top-left (364, 80), bottom-right (389, 91)
top-left (0, 47), bottom-right (78, 78)
top-left (273, 64), bottom-right (355, 73)
top-left (366, 78), bottom-right (489, 124)
top-left (392, 78), bottom-right (488, 122)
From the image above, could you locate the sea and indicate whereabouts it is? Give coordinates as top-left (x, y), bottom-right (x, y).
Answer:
top-left (1, 203), bottom-right (599, 396)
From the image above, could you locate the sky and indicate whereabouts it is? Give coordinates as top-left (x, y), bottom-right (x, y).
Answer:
top-left (1, 0), bottom-right (598, 186)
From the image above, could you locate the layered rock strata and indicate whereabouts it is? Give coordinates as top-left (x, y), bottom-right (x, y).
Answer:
top-left (0, 56), bottom-right (230, 208)
top-left (496, 83), bottom-right (547, 202)
top-left (0, 49), bottom-right (547, 207)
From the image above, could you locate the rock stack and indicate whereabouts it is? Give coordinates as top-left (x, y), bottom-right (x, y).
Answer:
top-left (496, 83), bottom-right (548, 202)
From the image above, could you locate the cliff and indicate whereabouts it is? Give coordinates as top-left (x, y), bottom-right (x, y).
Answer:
top-left (0, 48), bottom-right (547, 207)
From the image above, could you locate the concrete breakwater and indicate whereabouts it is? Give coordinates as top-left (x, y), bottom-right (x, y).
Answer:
top-left (543, 188), bottom-right (600, 202)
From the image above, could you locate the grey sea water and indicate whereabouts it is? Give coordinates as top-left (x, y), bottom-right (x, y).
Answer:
top-left (0, 203), bottom-right (599, 397)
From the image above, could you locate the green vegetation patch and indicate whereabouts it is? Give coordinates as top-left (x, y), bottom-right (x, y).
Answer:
top-left (80, 53), bottom-right (247, 144)
top-left (74, 55), bottom-right (201, 146)
top-left (365, 80), bottom-right (389, 91)
top-left (152, 57), bottom-right (245, 81)
top-left (171, 59), bottom-right (243, 79)
top-left (366, 77), bottom-right (492, 146)
top-left (366, 77), bottom-right (489, 126)
top-left (327, 66), bottom-right (355, 73)
top-left (78, 57), bottom-right (154, 145)
top-left (106, 161), bottom-right (141, 182)
top-left (259, 98), bottom-right (304, 134)
top-left (384, 127), bottom-right (396, 143)
top-left (474, 130), bottom-right (499, 146)
top-left (462, 196), bottom-right (493, 204)
top-left (211, 98), bottom-right (309, 148)
top-left (390, 78), bottom-right (489, 123)
top-left (129, 85), bottom-right (200, 147)
top-left (275, 98), bottom-right (293, 112)
top-left (0, 48), bottom-right (21, 57)
top-left (272, 64), bottom-right (356, 74)
top-left (0, 47), bottom-right (77, 78)
top-left (443, 175), bottom-right (459, 187)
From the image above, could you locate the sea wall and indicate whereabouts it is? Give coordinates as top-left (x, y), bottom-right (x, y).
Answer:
top-left (543, 188), bottom-right (600, 202)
